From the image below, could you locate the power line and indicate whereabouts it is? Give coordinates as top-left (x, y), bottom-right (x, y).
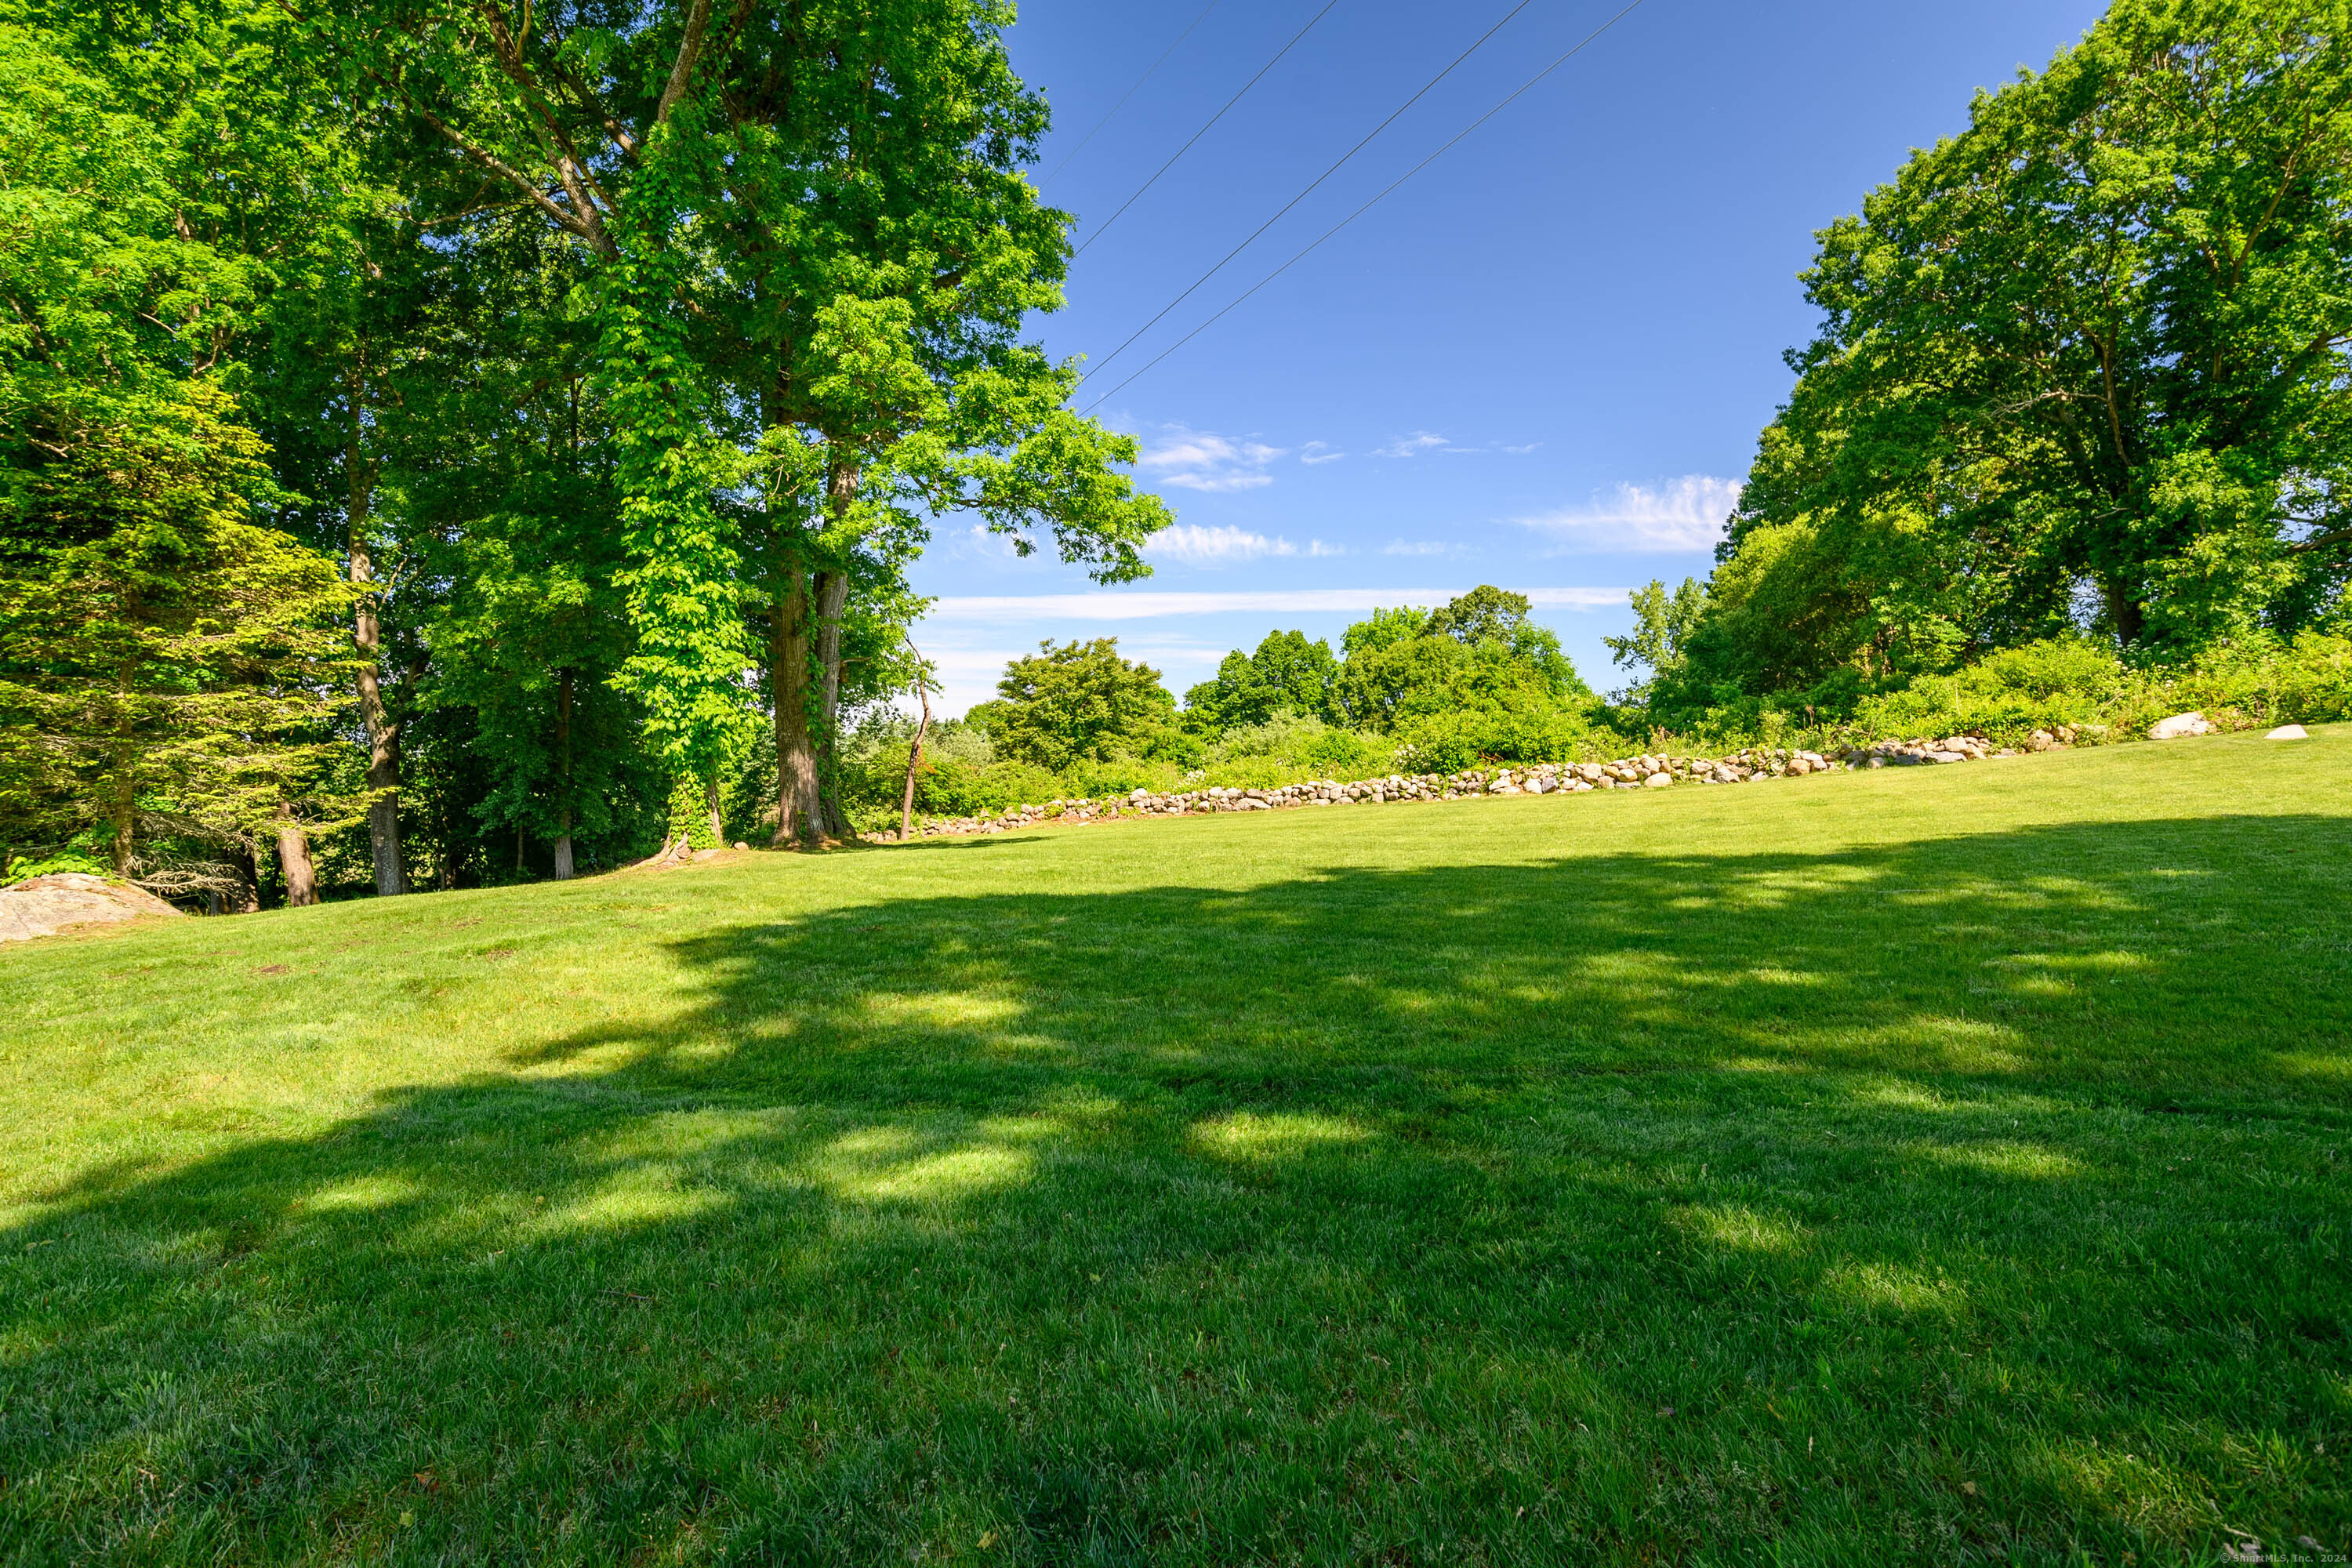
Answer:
top-left (1081, 0), bottom-right (1652, 415)
top-left (1075, 0), bottom-right (1547, 382)
top-left (1039, 0), bottom-right (1224, 191)
top-left (1072, 0), bottom-right (1345, 259)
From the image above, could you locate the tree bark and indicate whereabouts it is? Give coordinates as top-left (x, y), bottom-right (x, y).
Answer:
top-left (232, 842), bottom-right (262, 913)
top-left (811, 456), bottom-right (859, 838)
top-left (347, 372), bottom-right (407, 896)
top-left (275, 801), bottom-right (318, 907)
top-left (813, 567), bottom-right (851, 838)
top-left (2100, 573), bottom-right (2147, 647)
top-left (705, 776), bottom-right (723, 845)
top-left (553, 667), bottom-right (575, 880)
top-left (771, 565), bottom-right (822, 846)
top-left (898, 666), bottom-right (931, 843)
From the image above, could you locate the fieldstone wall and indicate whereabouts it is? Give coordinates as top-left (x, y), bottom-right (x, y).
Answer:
top-left (885, 728), bottom-right (2086, 841)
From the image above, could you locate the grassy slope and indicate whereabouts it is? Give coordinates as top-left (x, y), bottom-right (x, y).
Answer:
top-left (3, 730), bottom-right (2348, 1565)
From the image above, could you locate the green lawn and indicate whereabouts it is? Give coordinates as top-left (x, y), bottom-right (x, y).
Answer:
top-left (4, 731), bottom-right (2349, 1565)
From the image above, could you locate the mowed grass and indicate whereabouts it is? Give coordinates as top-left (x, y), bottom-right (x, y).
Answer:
top-left (3, 733), bottom-right (2350, 1566)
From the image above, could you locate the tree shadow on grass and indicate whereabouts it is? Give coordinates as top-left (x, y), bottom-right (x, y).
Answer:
top-left (5, 816), bottom-right (2349, 1564)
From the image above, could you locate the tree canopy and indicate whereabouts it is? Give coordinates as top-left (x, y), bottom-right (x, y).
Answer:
top-left (1639, 0), bottom-right (2352, 717)
top-left (0, 0), bottom-right (1171, 895)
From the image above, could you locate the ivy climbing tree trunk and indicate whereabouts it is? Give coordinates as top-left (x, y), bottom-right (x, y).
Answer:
top-left (347, 374), bottom-right (406, 896)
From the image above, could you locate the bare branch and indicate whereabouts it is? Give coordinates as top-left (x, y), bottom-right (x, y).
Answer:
top-left (407, 103), bottom-right (612, 253)
top-left (658, 0), bottom-right (716, 125)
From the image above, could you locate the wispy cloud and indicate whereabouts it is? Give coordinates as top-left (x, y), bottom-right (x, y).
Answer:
top-left (1145, 524), bottom-right (1342, 567)
top-left (1381, 540), bottom-right (1461, 557)
top-left (1137, 424), bottom-right (1285, 492)
top-left (1372, 431), bottom-right (1450, 459)
top-left (924, 587), bottom-right (1627, 623)
top-left (958, 524), bottom-right (1029, 561)
top-left (1299, 441), bottom-right (1345, 466)
top-left (1519, 475), bottom-right (1743, 553)
top-left (906, 633), bottom-right (1233, 717)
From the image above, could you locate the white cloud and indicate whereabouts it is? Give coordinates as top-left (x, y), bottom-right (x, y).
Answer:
top-left (1137, 425), bottom-right (1285, 492)
top-left (1145, 524), bottom-right (1342, 567)
top-left (959, 524), bottom-right (1029, 560)
top-left (1500, 442), bottom-right (1541, 455)
top-left (923, 587), bottom-right (1626, 623)
top-left (1381, 540), bottom-right (1458, 557)
top-left (1299, 441), bottom-right (1345, 466)
top-left (1372, 430), bottom-right (1450, 459)
top-left (1519, 475), bottom-right (1743, 553)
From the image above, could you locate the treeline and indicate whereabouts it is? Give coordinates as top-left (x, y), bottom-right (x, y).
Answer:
top-left (837, 585), bottom-right (2352, 837)
top-left (1609, 0), bottom-right (2352, 734)
top-left (830, 586), bottom-right (1618, 828)
top-left (0, 0), bottom-right (1166, 904)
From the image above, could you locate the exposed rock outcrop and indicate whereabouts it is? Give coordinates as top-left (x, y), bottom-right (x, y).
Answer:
top-left (0, 873), bottom-right (183, 943)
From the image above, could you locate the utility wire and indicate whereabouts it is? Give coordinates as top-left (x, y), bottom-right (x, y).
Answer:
top-left (1040, 0), bottom-right (1224, 191)
top-left (1081, 0), bottom-right (1651, 414)
top-left (1073, 0), bottom-right (1345, 258)
top-left (1075, 0), bottom-right (1546, 380)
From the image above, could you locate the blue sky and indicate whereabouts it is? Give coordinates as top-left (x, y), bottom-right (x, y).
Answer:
top-left (906, 0), bottom-right (2111, 714)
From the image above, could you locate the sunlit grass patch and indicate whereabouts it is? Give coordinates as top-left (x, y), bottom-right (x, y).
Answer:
top-left (0, 728), bottom-right (2347, 1562)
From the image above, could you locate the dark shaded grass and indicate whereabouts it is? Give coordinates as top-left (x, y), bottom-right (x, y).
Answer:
top-left (2, 765), bottom-right (2349, 1563)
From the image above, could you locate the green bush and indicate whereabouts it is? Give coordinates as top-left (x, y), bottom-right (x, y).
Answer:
top-left (1631, 633), bottom-right (2352, 754)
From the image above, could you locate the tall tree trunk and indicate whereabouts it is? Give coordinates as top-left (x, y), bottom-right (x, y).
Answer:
top-left (347, 372), bottom-right (407, 895)
top-left (705, 777), bottom-right (723, 845)
top-left (898, 663), bottom-right (931, 843)
top-left (811, 457), bottom-right (858, 839)
top-left (109, 662), bottom-right (135, 876)
top-left (275, 800), bottom-right (318, 907)
top-left (813, 568), bottom-right (851, 838)
top-left (2100, 573), bottom-right (2147, 648)
top-left (553, 667), bottom-right (575, 880)
top-left (771, 565), bottom-right (822, 846)
top-left (107, 763), bottom-right (134, 878)
top-left (232, 842), bottom-right (262, 913)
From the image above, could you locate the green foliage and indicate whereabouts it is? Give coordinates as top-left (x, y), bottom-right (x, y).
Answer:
top-left (1340, 604), bottom-right (1429, 656)
top-left (597, 118), bottom-right (759, 784)
top-left (1328, 588), bottom-right (1592, 742)
top-left (2, 845), bottom-right (108, 881)
top-left (989, 638), bottom-right (1179, 772)
top-left (1627, 632), bottom-right (2352, 758)
top-left (1604, 576), bottom-right (1710, 703)
top-left (1182, 630), bottom-right (1340, 729)
top-left (0, 383), bottom-right (360, 881)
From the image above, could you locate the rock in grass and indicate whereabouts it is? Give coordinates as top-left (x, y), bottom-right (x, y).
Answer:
top-left (2148, 711), bottom-right (2215, 739)
top-left (0, 873), bottom-right (182, 943)
top-left (1644, 772), bottom-right (1673, 789)
top-left (2267, 724), bottom-right (2310, 739)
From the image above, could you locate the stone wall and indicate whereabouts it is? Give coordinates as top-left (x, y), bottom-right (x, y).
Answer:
top-left (884, 728), bottom-right (2086, 841)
